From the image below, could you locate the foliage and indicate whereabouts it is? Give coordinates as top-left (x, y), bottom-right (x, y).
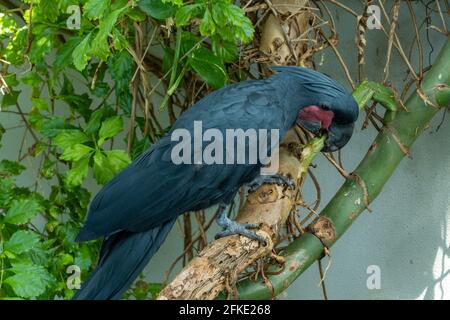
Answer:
top-left (0, 0), bottom-right (254, 299)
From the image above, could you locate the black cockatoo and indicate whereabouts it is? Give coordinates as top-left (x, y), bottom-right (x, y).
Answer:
top-left (72, 67), bottom-right (359, 299)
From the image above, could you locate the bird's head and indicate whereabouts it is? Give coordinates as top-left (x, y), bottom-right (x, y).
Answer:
top-left (272, 66), bottom-right (359, 152)
top-left (296, 92), bottom-right (358, 152)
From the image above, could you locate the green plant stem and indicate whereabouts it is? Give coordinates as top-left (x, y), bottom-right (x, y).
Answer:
top-left (159, 27), bottom-right (183, 111)
top-left (234, 39), bottom-right (450, 299)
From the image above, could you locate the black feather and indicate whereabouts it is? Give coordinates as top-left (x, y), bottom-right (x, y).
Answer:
top-left (73, 67), bottom-right (359, 299)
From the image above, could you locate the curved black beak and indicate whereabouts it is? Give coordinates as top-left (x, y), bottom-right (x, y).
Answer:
top-left (322, 122), bottom-right (354, 152)
top-left (296, 119), bottom-right (354, 152)
top-left (296, 118), bottom-right (355, 152)
top-left (296, 118), bottom-right (322, 134)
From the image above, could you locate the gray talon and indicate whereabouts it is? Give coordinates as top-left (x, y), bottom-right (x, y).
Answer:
top-left (215, 204), bottom-right (266, 244)
top-left (215, 221), bottom-right (265, 243)
top-left (248, 174), bottom-right (296, 193)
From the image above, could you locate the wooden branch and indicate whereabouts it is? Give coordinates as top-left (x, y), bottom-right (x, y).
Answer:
top-left (157, 131), bottom-right (325, 300)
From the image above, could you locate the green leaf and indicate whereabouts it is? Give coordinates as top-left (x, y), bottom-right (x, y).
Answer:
top-left (84, 0), bottom-right (110, 20)
top-left (126, 7), bottom-right (147, 21)
top-left (60, 74), bottom-right (75, 96)
top-left (93, 151), bottom-right (115, 184)
top-left (138, 0), bottom-right (176, 20)
top-left (4, 262), bottom-right (56, 298)
top-left (54, 130), bottom-right (90, 150)
top-left (91, 7), bottom-right (126, 60)
top-left (54, 36), bottom-right (83, 72)
top-left (60, 144), bottom-right (93, 162)
top-left (235, 17), bottom-right (253, 43)
top-left (28, 244), bottom-right (51, 267)
top-left (212, 39), bottom-right (238, 62)
top-left (40, 117), bottom-right (73, 139)
top-left (4, 230), bottom-right (40, 255)
top-left (91, 81), bottom-right (109, 97)
top-left (28, 27), bottom-right (56, 64)
top-left (92, 149), bottom-right (129, 184)
top-left (0, 90), bottom-right (19, 108)
top-left (188, 47), bottom-right (227, 88)
top-left (0, 159), bottom-right (26, 176)
top-left (0, 177), bottom-right (14, 207)
top-left (4, 26), bottom-right (27, 65)
top-left (148, 282), bottom-right (163, 299)
top-left (28, 109), bottom-right (45, 131)
top-left (108, 51), bottom-right (133, 114)
top-left (21, 72), bottom-right (42, 86)
top-left (1, 73), bottom-right (19, 88)
top-left (72, 32), bottom-right (93, 71)
top-left (60, 93), bottom-right (92, 121)
top-left (91, 31), bottom-right (111, 61)
top-left (162, 47), bottom-right (174, 76)
top-left (100, 7), bottom-right (126, 35)
top-left (128, 280), bottom-right (163, 300)
top-left (85, 107), bottom-right (115, 135)
top-left (66, 157), bottom-right (90, 187)
top-left (0, 11), bottom-right (17, 35)
top-left (4, 198), bottom-right (43, 225)
top-left (40, 158), bottom-right (56, 179)
top-left (98, 116), bottom-right (123, 146)
top-left (74, 244), bottom-right (94, 272)
top-left (163, 0), bottom-right (183, 6)
top-left (56, 253), bottom-right (74, 270)
top-left (212, 3), bottom-right (253, 43)
top-left (180, 31), bottom-right (202, 54)
top-left (32, 98), bottom-right (49, 111)
top-left (199, 9), bottom-right (215, 37)
top-left (104, 150), bottom-right (130, 172)
top-left (175, 4), bottom-right (203, 26)
top-left (132, 136), bottom-right (151, 160)
top-left (211, 3), bottom-right (227, 26)
top-left (37, 0), bottom-right (60, 23)
top-left (108, 50), bottom-right (133, 83)
top-left (112, 27), bottom-right (128, 51)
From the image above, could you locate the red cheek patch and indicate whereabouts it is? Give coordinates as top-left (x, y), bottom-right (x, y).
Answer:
top-left (298, 105), bottom-right (334, 129)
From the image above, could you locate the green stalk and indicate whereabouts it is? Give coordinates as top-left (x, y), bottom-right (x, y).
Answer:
top-left (159, 27), bottom-right (183, 111)
top-left (234, 39), bottom-right (450, 299)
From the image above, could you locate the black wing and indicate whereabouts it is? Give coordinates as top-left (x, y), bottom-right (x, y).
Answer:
top-left (76, 79), bottom-right (291, 241)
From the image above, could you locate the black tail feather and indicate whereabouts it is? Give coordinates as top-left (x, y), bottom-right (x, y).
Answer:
top-left (72, 219), bottom-right (176, 300)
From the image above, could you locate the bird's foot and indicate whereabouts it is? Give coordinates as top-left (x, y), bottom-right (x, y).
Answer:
top-left (215, 220), bottom-right (266, 244)
top-left (215, 204), bottom-right (266, 244)
top-left (247, 174), bottom-right (296, 193)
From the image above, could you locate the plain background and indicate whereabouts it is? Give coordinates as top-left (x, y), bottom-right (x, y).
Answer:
top-left (1, 1), bottom-right (449, 299)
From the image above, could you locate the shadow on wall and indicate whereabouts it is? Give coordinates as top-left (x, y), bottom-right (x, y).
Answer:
top-left (382, 111), bottom-right (450, 300)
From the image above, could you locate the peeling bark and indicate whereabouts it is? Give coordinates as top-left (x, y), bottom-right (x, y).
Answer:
top-left (259, 0), bottom-right (311, 66)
